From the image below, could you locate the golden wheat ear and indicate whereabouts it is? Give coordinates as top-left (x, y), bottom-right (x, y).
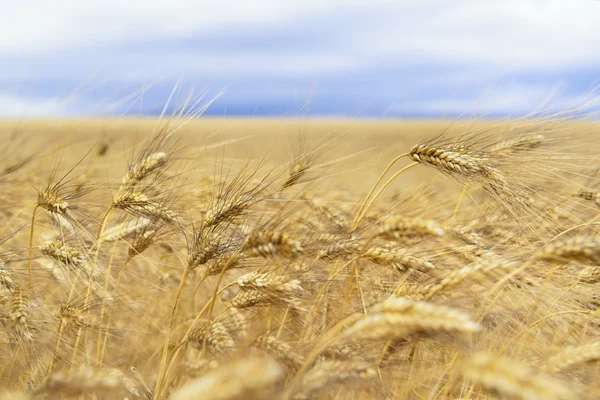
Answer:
top-left (463, 351), bottom-right (574, 400)
top-left (535, 235), bottom-right (600, 264)
top-left (26, 144), bottom-right (100, 288)
top-left (395, 259), bottom-right (516, 300)
top-left (119, 151), bottom-right (169, 193)
top-left (187, 321), bottom-right (236, 356)
top-left (169, 357), bottom-right (284, 400)
top-left (187, 229), bottom-right (228, 271)
top-left (292, 360), bottom-right (376, 400)
top-left (362, 246), bottom-right (436, 273)
top-left (33, 366), bottom-right (143, 398)
top-left (545, 340), bottom-right (600, 373)
top-left (97, 217), bottom-right (152, 245)
top-left (113, 192), bottom-right (179, 225)
top-left (281, 156), bottom-right (313, 191)
top-left (236, 271), bottom-right (303, 299)
top-left (253, 335), bottom-right (305, 374)
top-left (377, 215), bottom-right (445, 239)
top-left (242, 230), bottom-right (304, 258)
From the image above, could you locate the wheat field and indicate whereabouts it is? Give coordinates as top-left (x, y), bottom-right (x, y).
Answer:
top-left (1, 113), bottom-right (600, 399)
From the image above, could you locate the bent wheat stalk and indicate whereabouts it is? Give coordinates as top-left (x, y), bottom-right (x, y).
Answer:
top-left (353, 153), bottom-right (409, 227)
top-left (352, 160), bottom-right (418, 230)
top-left (27, 205), bottom-right (38, 289)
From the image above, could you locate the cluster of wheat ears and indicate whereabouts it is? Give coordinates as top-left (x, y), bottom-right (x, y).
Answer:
top-left (1, 102), bottom-right (600, 399)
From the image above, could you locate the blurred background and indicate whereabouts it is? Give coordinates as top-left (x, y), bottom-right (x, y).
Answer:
top-left (1, 0), bottom-right (599, 118)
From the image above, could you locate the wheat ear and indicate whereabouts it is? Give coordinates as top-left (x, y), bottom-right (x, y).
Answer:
top-left (463, 351), bottom-right (574, 400)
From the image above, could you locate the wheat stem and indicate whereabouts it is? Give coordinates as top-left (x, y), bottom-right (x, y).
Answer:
top-left (154, 265), bottom-right (190, 398)
top-left (452, 186), bottom-right (468, 222)
top-left (301, 255), bottom-right (361, 341)
top-left (353, 153), bottom-right (409, 229)
top-left (27, 205), bottom-right (39, 289)
top-left (96, 219), bottom-right (127, 366)
top-left (48, 319), bottom-right (64, 374)
top-left (352, 162), bottom-right (419, 230)
top-left (96, 205), bottom-right (114, 240)
top-left (288, 312), bottom-right (364, 398)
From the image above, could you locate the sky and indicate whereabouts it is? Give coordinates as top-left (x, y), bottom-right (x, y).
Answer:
top-left (1, 1), bottom-right (600, 118)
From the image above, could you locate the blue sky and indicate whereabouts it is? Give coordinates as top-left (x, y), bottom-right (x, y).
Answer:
top-left (1, 1), bottom-right (600, 118)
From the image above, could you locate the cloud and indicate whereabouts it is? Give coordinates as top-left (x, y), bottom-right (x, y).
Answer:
top-left (0, 94), bottom-right (70, 117)
top-left (3, 1), bottom-right (600, 66)
top-left (0, 1), bottom-right (393, 52)
top-left (1, 1), bottom-right (599, 117)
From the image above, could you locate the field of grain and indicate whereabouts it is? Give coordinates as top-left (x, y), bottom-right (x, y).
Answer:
top-left (1, 115), bottom-right (600, 399)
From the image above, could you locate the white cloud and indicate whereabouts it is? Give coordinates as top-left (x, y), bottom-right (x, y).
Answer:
top-left (101, 53), bottom-right (367, 79)
top-left (357, 2), bottom-right (600, 68)
top-left (1, 1), bottom-right (598, 116)
top-left (0, 1), bottom-right (395, 52)
top-left (389, 83), bottom-right (583, 116)
top-left (2, 0), bottom-right (599, 69)
top-left (0, 94), bottom-right (69, 117)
